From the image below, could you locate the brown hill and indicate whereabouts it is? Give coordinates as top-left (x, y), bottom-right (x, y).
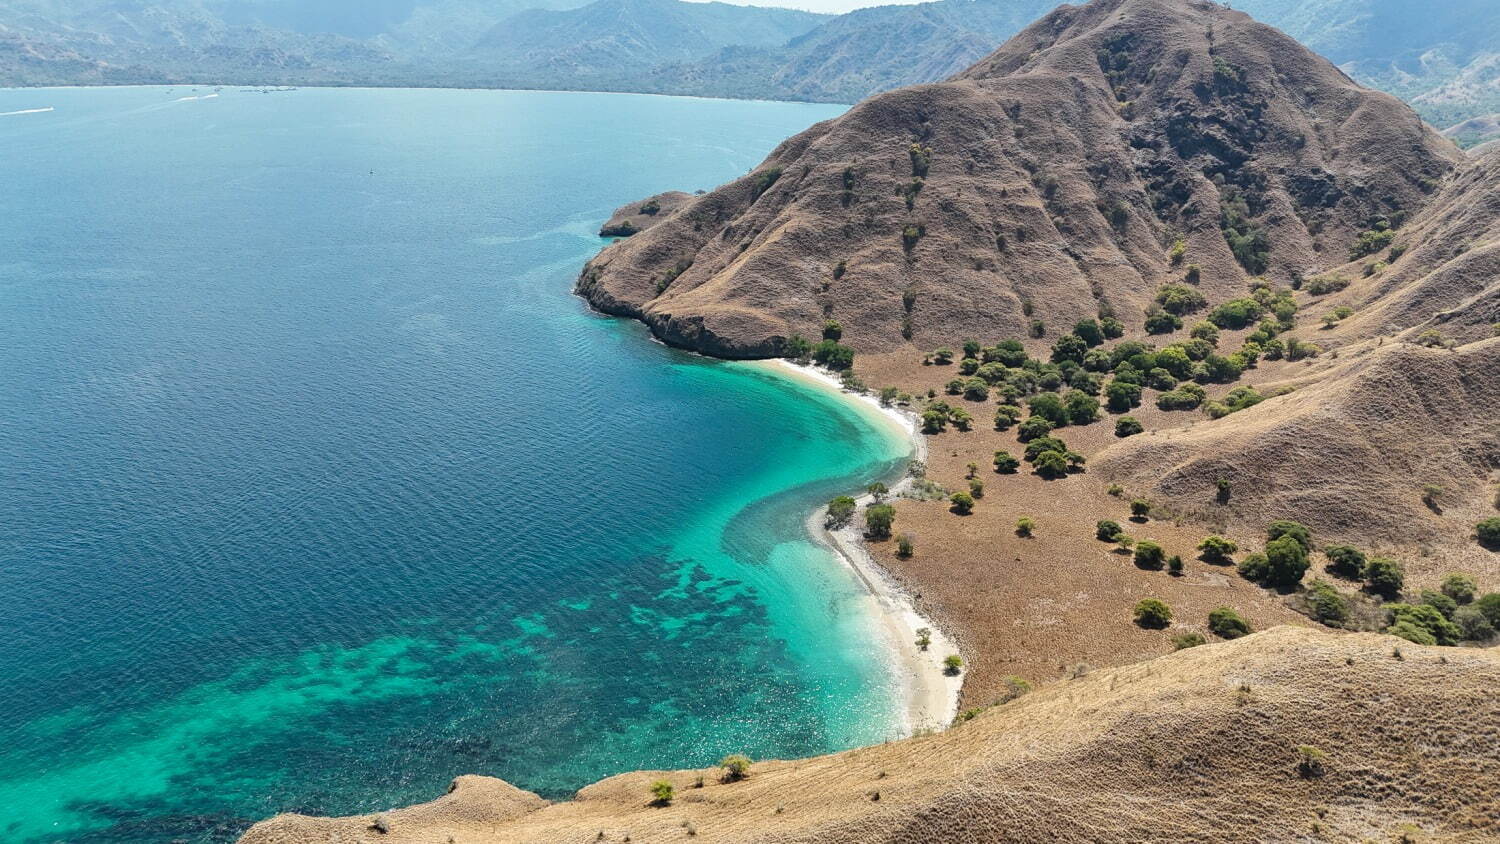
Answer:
top-left (241, 627), bottom-right (1500, 843)
top-left (577, 0), bottom-right (1461, 358)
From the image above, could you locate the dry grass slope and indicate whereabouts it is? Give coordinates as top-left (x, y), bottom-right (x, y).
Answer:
top-left (241, 627), bottom-right (1500, 843)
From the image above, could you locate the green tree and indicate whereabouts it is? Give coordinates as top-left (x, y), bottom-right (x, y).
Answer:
top-left (1096, 519), bottom-right (1125, 542)
top-left (1386, 603), bottom-right (1460, 646)
top-left (1074, 319), bottom-right (1105, 347)
top-left (1028, 392), bottom-right (1070, 427)
top-left (1051, 334), bottom-right (1088, 364)
top-left (1455, 605), bottom-right (1495, 641)
top-left (1134, 540), bottom-right (1166, 570)
top-left (811, 340), bottom-right (855, 370)
top-left (1208, 607), bottom-right (1252, 639)
top-left (1015, 517), bottom-right (1035, 537)
top-left (826, 496), bottom-right (857, 529)
top-left (1172, 632), bottom-right (1206, 650)
top-left (1477, 517), bottom-right (1500, 549)
top-left (1130, 499), bottom-right (1151, 521)
top-left (896, 533), bottom-right (914, 558)
top-left (993, 404), bottom-right (1023, 430)
top-left (920, 409), bottom-right (947, 434)
top-left (949, 491), bottom-right (975, 515)
top-left (1323, 545), bottom-right (1366, 580)
top-left (1441, 573), bottom-right (1477, 604)
top-left (1133, 598), bottom-right (1172, 628)
top-left (993, 451), bottom-right (1020, 473)
top-left (1016, 416), bottom-right (1054, 442)
top-left (1115, 416), bottom-right (1144, 437)
top-left (943, 654), bottom-right (964, 674)
top-left (822, 320), bottom-right (843, 340)
top-left (865, 503), bottom-right (896, 539)
top-left (1364, 557), bottom-right (1404, 599)
top-left (1263, 535), bottom-right (1311, 588)
top-left (650, 780), bottom-right (675, 805)
top-left (1064, 390), bottom-right (1100, 425)
top-left (1305, 580), bottom-right (1350, 626)
top-left (1197, 535), bottom-right (1237, 564)
top-left (1476, 593), bottom-right (1500, 630)
top-left (932, 348), bottom-right (954, 365)
top-left (1144, 311), bottom-right (1183, 334)
top-left (1105, 380), bottom-right (1142, 413)
top-left (1033, 450), bottom-right (1069, 479)
top-left (1266, 520), bottom-right (1312, 552)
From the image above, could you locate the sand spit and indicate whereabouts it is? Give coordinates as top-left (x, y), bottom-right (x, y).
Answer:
top-left (750, 359), bottom-right (959, 735)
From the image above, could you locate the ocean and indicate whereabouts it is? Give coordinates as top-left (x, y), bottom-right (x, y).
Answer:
top-left (0, 86), bottom-right (909, 842)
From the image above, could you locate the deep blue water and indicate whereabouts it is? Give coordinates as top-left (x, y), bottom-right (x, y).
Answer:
top-left (0, 87), bottom-right (909, 842)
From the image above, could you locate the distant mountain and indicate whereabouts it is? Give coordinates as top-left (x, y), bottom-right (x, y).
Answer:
top-left (1, 0), bottom-right (1497, 129)
top-left (469, 0), bottom-right (829, 86)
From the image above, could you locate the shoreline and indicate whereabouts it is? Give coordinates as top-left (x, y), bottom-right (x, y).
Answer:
top-left (747, 359), bottom-right (960, 736)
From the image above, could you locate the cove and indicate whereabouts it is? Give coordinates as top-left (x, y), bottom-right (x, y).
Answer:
top-left (0, 87), bottom-right (909, 842)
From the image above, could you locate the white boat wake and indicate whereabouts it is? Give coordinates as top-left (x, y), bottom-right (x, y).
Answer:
top-left (0, 107), bottom-right (54, 117)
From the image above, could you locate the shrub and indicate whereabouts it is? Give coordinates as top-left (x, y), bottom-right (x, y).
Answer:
top-left (650, 780), bottom-right (675, 805)
top-left (1207, 298), bottom-right (1265, 330)
top-left (1074, 319), bottom-right (1105, 347)
top-left (969, 478), bottom-right (985, 499)
top-left (993, 404), bottom-right (1023, 430)
top-left (993, 451), bottom-right (1020, 473)
top-left (1190, 321), bottom-right (1220, 345)
top-left (1302, 274), bottom-right (1350, 295)
top-left (1130, 499), bottom-right (1151, 520)
top-left (1064, 390), bottom-right (1100, 425)
top-left (1105, 380), bottom-right (1143, 412)
top-left (1168, 554), bottom-right (1184, 575)
top-left (822, 320), bottom-right (843, 341)
top-left (1455, 605), bottom-right (1496, 641)
top-left (1477, 517), bottom-right (1500, 549)
top-left (1263, 535), bottom-right (1311, 588)
top-left (896, 533), bottom-right (914, 558)
top-left (1185, 264), bottom-right (1202, 283)
top-left (1134, 540), bottom-right (1166, 570)
top-left (1048, 335), bottom-right (1087, 366)
top-left (1387, 620), bottom-right (1436, 645)
top-left (1015, 517), bottom-right (1035, 537)
top-left (1441, 573), bottom-right (1477, 604)
top-left (949, 491), bottom-right (975, 515)
top-left (825, 496), bottom-right (857, 529)
top-left (1324, 545), bottom-right (1367, 580)
top-left (920, 409), bottom-right (947, 434)
top-left (943, 654), bottom-right (963, 674)
top-left (1386, 603), bottom-right (1461, 646)
top-left (1156, 384), bottom-right (1206, 411)
top-left (1101, 316), bottom-right (1125, 339)
top-left (1016, 416), bottom-right (1054, 442)
top-left (1305, 579), bottom-right (1349, 626)
top-left (811, 340), bottom-right (855, 370)
top-left (1266, 520), bottom-right (1312, 551)
top-left (1146, 367), bottom-right (1178, 391)
top-left (1145, 311), bottom-right (1183, 334)
top-left (1197, 535), bottom-right (1237, 564)
top-left (1096, 519), bottom-right (1125, 542)
top-left (1115, 416), bottom-right (1144, 437)
top-left (1034, 450), bottom-right (1069, 479)
top-left (1348, 227), bottom-right (1395, 260)
top-left (1364, 557), bottom-right (1404, 598)
top-left (1419, 589), bottom-right (1458, 620)
top-left (1237, 552), bottom-right (1269, 582)
top-left (1476, 593), bottom-right (1500, 630)
top-left (720, 754), bottom-right (752, 781)
top-left (932, 348), bottom-right (954, 365)
top-left (1208, 607), bottom-right (1252, 639)
top-left (1155, 283), bottom-right (1208, 315)
top-left (1028, 392), bottom-right (1070, 427)
top-left (958, 357), bottom-right (980, 375)
top-left (1296, 746), bottom-right (1328, 779)
top-left (949, 408), bottom-right (974, 431)
top-left (914, 626), bottom-right (931, 649)
top-left (865, 503), bottom-right (896, 539)
top-left (1172, 632), bottom-right (1206, 650)
top-left (962, 378), bottom-right (990, 401)
top-left (1024, 435), bottom-right (1069, 463)
top-left (1029, 319), bottom-right (1046, 338)
top-left (1134, 598), bottom-right (1173, 628)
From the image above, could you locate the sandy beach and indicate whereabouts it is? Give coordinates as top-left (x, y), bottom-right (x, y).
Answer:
top-left (748, 359), bottom-right (961, 735)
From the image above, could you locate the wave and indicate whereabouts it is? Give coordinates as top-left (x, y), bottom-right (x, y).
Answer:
top-left (0, 107), bottom-right (54, 117)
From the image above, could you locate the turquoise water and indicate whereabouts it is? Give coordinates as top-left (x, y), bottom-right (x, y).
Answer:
top-left (0, 87), bottom-right (909, 842)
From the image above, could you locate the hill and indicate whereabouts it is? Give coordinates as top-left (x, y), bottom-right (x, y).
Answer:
top-left (240, 626), bottom-right (1500, 842)
top-left (577, 0), bottom-right (1461, 357)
